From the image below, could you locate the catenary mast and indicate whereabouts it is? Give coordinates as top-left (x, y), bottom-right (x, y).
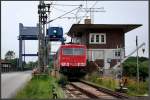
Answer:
top-left (38, 1), bottom-right (50, 72)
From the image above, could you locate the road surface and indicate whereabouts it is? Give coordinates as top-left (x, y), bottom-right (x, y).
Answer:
top-left (1, 71), bottom-right (32, 98)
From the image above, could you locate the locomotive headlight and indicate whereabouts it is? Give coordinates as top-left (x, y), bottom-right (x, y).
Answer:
top-left (66, 63), bottom-right (69, 66)
top-left (61, 63), bottom-right (69, 66)
top-left (82, 63), bottom-right (85, 66)
top-left (61, 63), bottom-right (66, 66)
top-left (79, 63), bottom-right (85, 66)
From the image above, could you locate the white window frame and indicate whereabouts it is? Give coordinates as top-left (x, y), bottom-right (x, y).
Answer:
top-left (115, 51), bottom-right (121, 57)
top-left (89, 33), bottom-right (106, 44)
top-left (114, 49), bottom-right (122, 59)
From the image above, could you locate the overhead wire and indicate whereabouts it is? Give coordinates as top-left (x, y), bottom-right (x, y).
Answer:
top-left (50, 3), bottom-right (82, 6)
top-left (89, 1), bottom-right (99, 23)
top-left (52, 6), bottom-right (76, 16)
top-left (77, 1), bottom-right (99, 24)
top-left (47, 5), bottom-right (82, 24)
top-left (74, 4), bottom-right (83, 23)
top-left (52, 4), bottom-right (83, 23)
top-left (91, 1), bottom-right (98, 8)
top-left (45, 1), bottom-right (98, 25)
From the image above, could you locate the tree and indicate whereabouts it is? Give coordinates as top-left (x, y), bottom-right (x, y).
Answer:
top-left (123, 57), bottom-right (149, 81)
top-left (5, 50), bottom-right (15, 60)
top-left (25, 61), bottom-right (38, 69)
top-left (139, 57), bottom-right (148, 62)
top-left (8, 58), bottom-right (18, 67)
top-left (139, 61), bottom-right (149, 81)
top-left (123, 62), bottom-right (137, 77)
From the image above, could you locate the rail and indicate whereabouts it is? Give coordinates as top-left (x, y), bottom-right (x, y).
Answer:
top-left (79, 80), bottom-right (129, 99)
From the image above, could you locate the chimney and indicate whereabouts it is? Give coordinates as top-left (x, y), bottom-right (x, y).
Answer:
top-left (84, 19), bottom-right (91, 24)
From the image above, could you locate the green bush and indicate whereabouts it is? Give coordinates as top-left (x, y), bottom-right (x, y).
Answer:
top-left (15, 75), bottom-right (65, 99)
top-left (57, 76), bottom-right (68, 87)
top-left (127, 79), bottom-right (149, 96)
top-left (139, 61), bottom-right (149, 81)
top-left (123, 57), bottom-right (149, 81)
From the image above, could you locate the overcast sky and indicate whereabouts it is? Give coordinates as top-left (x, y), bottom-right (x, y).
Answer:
top-left (1, 1), bottom-right (149, 62)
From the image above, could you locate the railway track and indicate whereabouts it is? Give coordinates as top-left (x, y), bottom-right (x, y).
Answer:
top-left (63, 84), bottom-right (90, 99)
top-left (63, 80), bottom-right (129, 99)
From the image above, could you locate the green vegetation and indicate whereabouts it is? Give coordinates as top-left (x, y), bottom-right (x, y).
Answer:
top-left (24, 61), bottom-right (38, 70)
top-left (5, 50), bottom-right (15, 60)
top-left (123, 56), bottom-right (149, 81)
top-left (6, 58), bottom-right (18, 67)
top-left (15, 75), bottom-right (65, 99)
top-left (87, 72), bottom-right (118, 90)
top-left (25, 61), bottom-right (38, 68)
top-left (126, 78), bottom-right (149, 96)
top-left (122, 56), bottom-right (149, 95)
top-left (57, 75), bottom-right (68, 87)
top-left (86, 56), bottom-right (149, 96)
top-left (87, 73), bottom-right (148, 96)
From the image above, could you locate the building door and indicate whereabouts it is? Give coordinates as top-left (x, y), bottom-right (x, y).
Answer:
top-left (104, 50), bottom-right (113, 69)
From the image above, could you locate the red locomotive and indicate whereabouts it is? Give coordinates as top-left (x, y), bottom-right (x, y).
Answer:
top-left (54, 44), bottom-right (87, 77)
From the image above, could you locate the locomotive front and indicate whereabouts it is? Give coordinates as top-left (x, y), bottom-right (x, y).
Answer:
top-left (59, 44), bottom-right (87, 77)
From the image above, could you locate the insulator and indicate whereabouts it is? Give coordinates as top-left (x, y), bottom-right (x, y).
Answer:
top-left (38, 5), bottom-right (41, 9)
top-left (40, 4), bottom-right (45, 9)
top-left (44, 15), bottom-right (47, 19)
top-left (41, 11), bottom-right (46, 14)
top-left (47, 6), bottom-right (50, 12)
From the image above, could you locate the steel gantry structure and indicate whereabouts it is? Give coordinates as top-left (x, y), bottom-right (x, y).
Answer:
top-left (18, 23), bottom-right (39, 70)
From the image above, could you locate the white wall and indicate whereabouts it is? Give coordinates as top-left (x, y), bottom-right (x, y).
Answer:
top-left (87, 48), bottom-right (125, 69)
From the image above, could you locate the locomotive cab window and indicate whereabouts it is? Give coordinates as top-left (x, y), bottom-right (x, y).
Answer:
top-left (63, 48), bottom-right (73, 55)
top-left (63, 48), bottom-right (84, 55)
top-left (74, 48), bottom-right (84, 55)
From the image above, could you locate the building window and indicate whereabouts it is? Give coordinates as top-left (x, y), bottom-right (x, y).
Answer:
top-left (89, 33), bottom-right (106, 44)
top-left (96, 35), bottom-right (99, 42)
top-left (90, 34), bottom-right (94, 42)
top-left (72, 37), bottom-right (81, 43)
top-left (115, 51), bottom-right (121, 57)
top-left (101, 35), bottom-right (105, 43)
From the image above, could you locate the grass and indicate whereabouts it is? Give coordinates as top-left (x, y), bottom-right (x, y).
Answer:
top-left (87, 72), bottom-right (118, 90)
top-left (86, 72), bottom-right (149, 96)
top-left (126, 78), bottom-right (149, 96)
top-left (15, 74), bottom-right (65, 99)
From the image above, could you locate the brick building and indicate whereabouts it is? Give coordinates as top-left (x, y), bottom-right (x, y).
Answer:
top-left (67, 19), bottom-right (141, 70)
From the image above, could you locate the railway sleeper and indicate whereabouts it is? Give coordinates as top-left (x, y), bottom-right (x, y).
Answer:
top-left (70, 83), bottom-right (99, 99)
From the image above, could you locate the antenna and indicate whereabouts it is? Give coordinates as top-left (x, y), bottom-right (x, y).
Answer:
top-left (86, 0), bottom-right (88, 18)
top-left (78, 1), bottom-right (106, 24)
